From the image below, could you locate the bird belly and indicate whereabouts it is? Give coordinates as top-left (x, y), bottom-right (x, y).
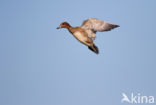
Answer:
top-left (73, 32), bottom-right (90, 46)
top-left (73, 32), bottom-right (85, 41)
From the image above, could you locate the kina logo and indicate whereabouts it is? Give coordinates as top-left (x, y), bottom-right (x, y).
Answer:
top-left (121, 93), bottom-right (154, 104)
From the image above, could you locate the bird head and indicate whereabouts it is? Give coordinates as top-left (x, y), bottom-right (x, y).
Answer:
top-left (56, 22), bottom-right (71, 29)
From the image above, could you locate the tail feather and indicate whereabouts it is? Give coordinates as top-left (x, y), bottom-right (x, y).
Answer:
top-left (88, 44), bottom-right (99, 54)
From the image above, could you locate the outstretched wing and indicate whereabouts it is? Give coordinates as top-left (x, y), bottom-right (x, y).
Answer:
top-left (81, 18), bottom-right (119, 40)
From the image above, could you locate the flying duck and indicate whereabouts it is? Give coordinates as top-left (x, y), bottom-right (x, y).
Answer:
top-left (57, 18), bottom-right (119, 54)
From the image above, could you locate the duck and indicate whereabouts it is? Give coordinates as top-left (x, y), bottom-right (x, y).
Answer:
top-left (57, 18), bottom-right (119, 54)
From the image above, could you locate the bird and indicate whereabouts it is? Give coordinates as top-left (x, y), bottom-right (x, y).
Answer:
top-left (56, 18), bottom-right (119, 54)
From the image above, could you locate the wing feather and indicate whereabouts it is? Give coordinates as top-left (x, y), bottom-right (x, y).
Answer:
top-left (81, 18), bottom-right (119, 40)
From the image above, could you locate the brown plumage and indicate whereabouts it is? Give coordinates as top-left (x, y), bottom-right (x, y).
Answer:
top-left (57, 18), bottom-right (119, 54)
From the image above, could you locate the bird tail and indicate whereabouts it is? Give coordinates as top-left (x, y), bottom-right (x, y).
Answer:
top-left (88, 44), bottom-right (99, 54)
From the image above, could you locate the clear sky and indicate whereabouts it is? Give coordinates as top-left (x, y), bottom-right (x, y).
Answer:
top-left (0, 0), bottom-right (156, 105)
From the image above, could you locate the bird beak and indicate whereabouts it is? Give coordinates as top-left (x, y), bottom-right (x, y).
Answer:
top-left (56, 27), bottom-right (61, 29)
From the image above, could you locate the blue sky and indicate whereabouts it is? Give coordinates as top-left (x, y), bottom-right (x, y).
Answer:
top-left (0, 0), bottom-right (156, 105)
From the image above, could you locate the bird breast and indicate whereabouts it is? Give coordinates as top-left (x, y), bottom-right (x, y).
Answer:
top-left (73, 31), bottom-right (87, 42)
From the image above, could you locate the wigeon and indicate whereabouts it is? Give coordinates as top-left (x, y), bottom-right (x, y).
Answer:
top-left (57, 18), bottom-right (119, 54)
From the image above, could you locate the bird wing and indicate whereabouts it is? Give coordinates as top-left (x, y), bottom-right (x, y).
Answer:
top-left (81, 18), bottom-right (119, 40)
